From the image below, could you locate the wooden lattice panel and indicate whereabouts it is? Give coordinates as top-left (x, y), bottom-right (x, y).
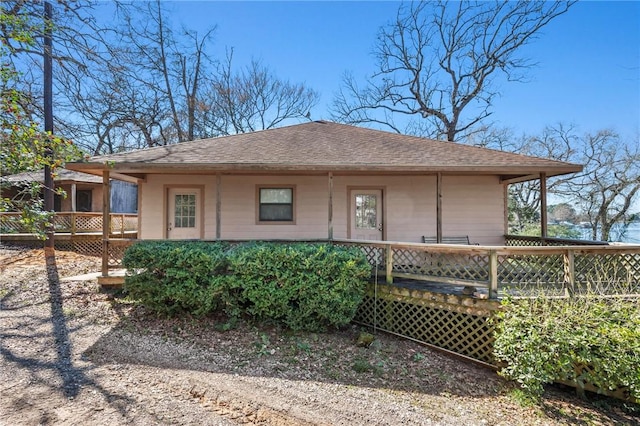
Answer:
top-left (110, 216), bottom-right (124, 233)
top-left (108, 243), bottom-right (128, 266)
top-left (355, 285), bottom-right (496, 364)
top-left (497, 254), bottom-right (564, 291)
top-left (53, 215), bottom-right (72, 231)
top-left (76, 215), bottom-right (102, 232)
top-left (333, 243), bottom-right (384, 268)
top-left (392, 248), bottom-right (490, 282)
top-left (504, 236), bottom-right (541, 247)
top-left (574, 252), bottom-right (640, 294)
top-left (123, 216), bottom-right (138, 231)
top-left (0, 215), bottom-right (25, 233)
top-left (73, 240), bottom-right (102, 257)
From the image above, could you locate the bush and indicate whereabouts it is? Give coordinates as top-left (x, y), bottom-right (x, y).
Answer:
top-left (493, 293), bottom-right (640, 400)
top-left (225, 243), bottom-right (371, 331)
top-left (122, 241), bottom-right (371, 331)
top-left (122, 241), bottom-right (230, 316)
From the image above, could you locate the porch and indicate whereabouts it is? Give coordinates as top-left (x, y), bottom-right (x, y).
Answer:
top-left (0, 212), bottom-right (138, 257)
top-left (99, 235), bottom-right (640, 298)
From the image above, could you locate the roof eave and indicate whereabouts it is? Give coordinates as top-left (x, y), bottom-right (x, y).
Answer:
top-left (66, 161), bottom-right (582, 181)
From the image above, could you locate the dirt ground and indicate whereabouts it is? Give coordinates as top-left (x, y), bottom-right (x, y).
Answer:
top-left (0, 245), bottom-right (638, 426)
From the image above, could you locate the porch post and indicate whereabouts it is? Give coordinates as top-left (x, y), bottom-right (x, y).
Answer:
top-left (71, 183), bottom-right (77, 212)
top-left (216, 173), bottom-right (221, 239)
top-left (328, 172), bottom-right (334, 240)
top-left (102, 169), bottom-right (110, 277)
top-left (540, 173), bottom-right (548, 239)
top-left (436, 173), bottom-right (443, 243)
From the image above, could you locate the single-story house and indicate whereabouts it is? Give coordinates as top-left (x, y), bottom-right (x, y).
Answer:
top-left (65, 121), bottom-right (581, 245)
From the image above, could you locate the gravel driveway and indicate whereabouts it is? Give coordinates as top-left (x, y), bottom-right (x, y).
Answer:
top-left (0, 246), bottom-right (636, 425)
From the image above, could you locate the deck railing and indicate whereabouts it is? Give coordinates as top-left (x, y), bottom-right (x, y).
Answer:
top-left (99, 237), bottom-right (640, 299)
top-left (504, 234), bottom-right (609, 247)
top-left (334, 238), bottom-right (640, 299)
top-left (0, 212), bottom-right (137, 236)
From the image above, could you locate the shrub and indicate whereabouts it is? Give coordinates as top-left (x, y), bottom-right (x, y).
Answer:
top-left (122, 241), bottom-right (372, 331)
top-left (225, 243), bottom-right (371, 331)
top-left (122, 241), bottom-right (230, 316)
top-left (493, 293), bottom-right (640, 401)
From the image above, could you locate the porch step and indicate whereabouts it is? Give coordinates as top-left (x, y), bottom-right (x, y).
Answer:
top-left (98, 275), bottom-right (125, 288)
top-left (97, 269), bottom-right (126, 289)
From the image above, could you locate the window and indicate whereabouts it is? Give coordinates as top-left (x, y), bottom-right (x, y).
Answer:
top-left (258, 187), bottom-right (294, 222)
top-left (174, 194), bottom-right (196, 228)
top-left (76, 190), bottom-right (92, 212)
top-left (355, 194), bottom-right (377, 229)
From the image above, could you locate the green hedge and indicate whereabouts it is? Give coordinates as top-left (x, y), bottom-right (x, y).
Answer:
top-left (122, 241), bottom-right (230, 316)
top-left (493, 295), bottom-right (640, 401)
top-left (122, 241), bottom-right (371, 331)
top-left (225, 242), bottom-right (371, 331)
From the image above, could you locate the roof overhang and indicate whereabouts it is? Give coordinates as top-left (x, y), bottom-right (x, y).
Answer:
top-left (66, 161), bottom-right (582, 182)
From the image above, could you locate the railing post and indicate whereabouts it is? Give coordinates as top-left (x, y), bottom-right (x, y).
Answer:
top-left (102, 170), bottom-right (110, 277)
top-left (121, 213), bottom-right (125, 236)
top-left (564, 249), bottom-right (576, 297)
top-left (489, 250), bottom-right (498, 299)
top-left (70, 212), bottom-right (76, 235)
top-left (386, 244), bottom-right (393, 284)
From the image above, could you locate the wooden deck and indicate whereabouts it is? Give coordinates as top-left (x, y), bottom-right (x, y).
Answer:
top-left (90, 236), bottom-right (640, 297)
top-left (0, 212), bottom-right (137, 237)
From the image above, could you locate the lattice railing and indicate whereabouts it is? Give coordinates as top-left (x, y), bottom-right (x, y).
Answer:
top-left (497, 253), bottom-right (566, 296)
top-left (106, 239), bottom-right (136, 268)
top-left (355, 283), bottom-right (499, 365)
top-left (53, 215), bottom-right (73, 231)
top-left (334, 239), bottom-right (640, 299)
top-left (75, 214), bottom-right (102, 232)
top-left (505, 235), bottom-right (608, 247)
top-left (0, 213), bottom-right (24, 233)
top-left (0, 212), bottom-right (137, 235)
top-left (573, 251), bottom-right (640, 295)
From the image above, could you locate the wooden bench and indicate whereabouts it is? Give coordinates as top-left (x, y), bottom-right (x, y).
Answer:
top-left (422, 236), bottom-right (471, 245)
top-left (420, 235), bottom-right (479, 295)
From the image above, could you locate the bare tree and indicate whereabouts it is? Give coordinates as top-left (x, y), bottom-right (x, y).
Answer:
top-left (554, 130), bottom-right (640, 241)
top-left (332, 1), bottom-right (575, 141)
top-left (198, 52), bottom-right (320, 136)
top-left (55, 0), bottom-right (216, 153)
top-left (479, 125), bottom-right (640, 241)
top-left (103, 0), bottom-right (216, 144)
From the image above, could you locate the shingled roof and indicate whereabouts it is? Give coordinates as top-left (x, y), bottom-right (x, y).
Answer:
top-left (1, 168), bottom-right (102, 185)
top-left (67, 121), bottom-right (581, 180)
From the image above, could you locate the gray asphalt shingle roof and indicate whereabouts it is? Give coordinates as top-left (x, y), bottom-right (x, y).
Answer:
top-left (69, 121), bottom-right (581, 176)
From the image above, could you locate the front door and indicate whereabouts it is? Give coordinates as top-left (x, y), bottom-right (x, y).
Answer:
top-left (167, 188), bottom-right (201, 239)
top-left (350, 189), bottom-right (383, 240)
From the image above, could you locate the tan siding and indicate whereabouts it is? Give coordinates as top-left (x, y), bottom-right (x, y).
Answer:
top-left (139, 174), bottom-right (216, 239)
top-left (333, 175), bottom-right (437, 243)
top-left (90, 186), bottom-right (103, 212)
top-left (220, 175), bottom-right (328, 240)
top-left (441, 175), bottom-right (505, 245)
top-left (138, 173), bottom-right (506, 244)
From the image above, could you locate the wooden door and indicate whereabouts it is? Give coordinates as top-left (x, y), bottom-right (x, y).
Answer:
top-left (167, 188), bottom-right (201, 239)
top-left (350, 189), bottom-right (383, 240)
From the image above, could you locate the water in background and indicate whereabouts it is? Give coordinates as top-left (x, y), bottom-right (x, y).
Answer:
top-left (578, 221), bottom-right (640, 244)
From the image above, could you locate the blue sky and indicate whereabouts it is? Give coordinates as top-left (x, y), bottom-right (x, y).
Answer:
top-left (161, 0), bottom-right (640, 140)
